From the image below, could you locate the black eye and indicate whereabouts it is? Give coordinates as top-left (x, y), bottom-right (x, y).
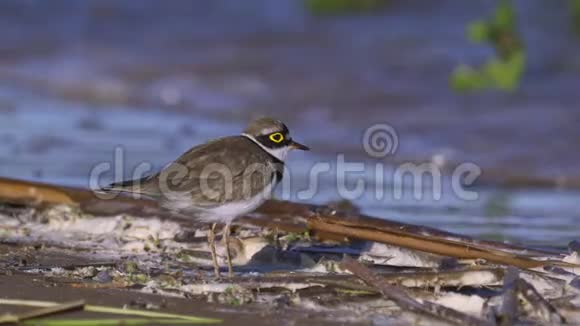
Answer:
top-left (269, 132), bottom-right (284, 143)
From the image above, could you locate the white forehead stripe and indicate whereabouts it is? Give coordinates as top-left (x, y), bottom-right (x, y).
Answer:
top-left (259, 127), bottom-right (280, 135)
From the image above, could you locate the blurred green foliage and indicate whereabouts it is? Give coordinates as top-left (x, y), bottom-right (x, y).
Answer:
top-left (305, 0), bottom-right (388, 15)
top-left (305, 0), bottom-right (577, 92)
top-left (451, 0), bottom-right (525, 92)
top-left (452, 52), bottom-right (525, 92)
top-left (572, 0), bottom-right (580, 35)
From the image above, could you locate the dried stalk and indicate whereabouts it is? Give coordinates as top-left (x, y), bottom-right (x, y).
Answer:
top-left (1, 299), bottom-right (85, 323)
top-left (341, 256), bottom-right (491, 326)
top-left (0, 178), bottom-right (76, 206)
top-left (498, 267), bottom-right (519, 326)
top-left (0, 177), bottom-right (573, 271)
top-left (309, 216), bottom-right (554, 269)
top-left (517, 276), bottom-right (566, 324)
top-left (274, 267), bottom-right (504, 288)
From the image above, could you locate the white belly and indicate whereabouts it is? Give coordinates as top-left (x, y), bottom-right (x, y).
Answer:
top-left (164, 179), bottom-right (277, 224)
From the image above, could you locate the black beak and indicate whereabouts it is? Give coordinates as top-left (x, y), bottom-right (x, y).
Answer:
top-left (289, 140), bottom-right (310, 151)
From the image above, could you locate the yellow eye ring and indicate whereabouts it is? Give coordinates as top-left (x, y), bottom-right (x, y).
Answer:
top-left (269, 132), bottom-right (284, 143)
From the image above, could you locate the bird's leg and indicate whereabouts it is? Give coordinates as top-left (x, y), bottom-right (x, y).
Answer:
top-left (208, 223), bottom-right (220, 277)
top-left (273, 227), bottom-right (280, 249)
top-left (222, 222), bottom-right (233, 277)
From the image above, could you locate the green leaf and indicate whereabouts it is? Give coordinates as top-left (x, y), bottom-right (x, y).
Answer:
top-left (494, 0), bottom-right (515, 30)
top-left (467, 21), bottom-right (490, 43)
top-left (451, 0), bottom-right (525, 93)
top-left (450, 64), bottom-right (489, 92)
top-left (572, 0), bottom-right (580, 34)
top-left (483, 52), bottom-right (525, 90)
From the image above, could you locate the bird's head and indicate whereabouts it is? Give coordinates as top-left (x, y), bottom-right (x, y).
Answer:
top-left (242, 117), bottom-right (309, 161)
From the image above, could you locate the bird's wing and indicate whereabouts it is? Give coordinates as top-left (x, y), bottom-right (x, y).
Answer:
top-left (149, 136), bottom-right (276, 206)
top-left (102, 136), bottom-right (277, 207)
top-left (102, 137), bottom-right (247, 197)
top-left (166, 136), bottom-right (256, 180)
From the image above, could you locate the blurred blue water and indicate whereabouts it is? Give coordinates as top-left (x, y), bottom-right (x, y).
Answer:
top-left (0, 0), bottom-right (579, 247)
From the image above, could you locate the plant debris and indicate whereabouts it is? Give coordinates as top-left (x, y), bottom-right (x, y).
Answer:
top-left (0, 177), bottom-right (579, 324)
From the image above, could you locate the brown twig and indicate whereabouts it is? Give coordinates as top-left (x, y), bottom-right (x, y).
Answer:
top-left (517, 277), bottom-right (566, 324)
top-left (310, 216), bottom-right (552, 269)
top-left (340, 256), bottom-right (491, 326)
top-left (498, 267), bottom-right (519, 326)
top-left (5, 299), bottom-right (85, 323)
top-left (0, 178), bottom-right (76, 206)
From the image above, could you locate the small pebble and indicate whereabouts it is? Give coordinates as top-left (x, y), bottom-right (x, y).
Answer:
top-left (95, 270), bottom-right (113, 283)
top-left (570, 277), bottom-right (580, 290)
top-left (569, 240), bottom-right (580, 254)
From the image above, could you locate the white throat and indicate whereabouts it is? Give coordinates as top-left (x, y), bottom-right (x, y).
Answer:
top-left (242, 133), bottom-right (290, 161)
